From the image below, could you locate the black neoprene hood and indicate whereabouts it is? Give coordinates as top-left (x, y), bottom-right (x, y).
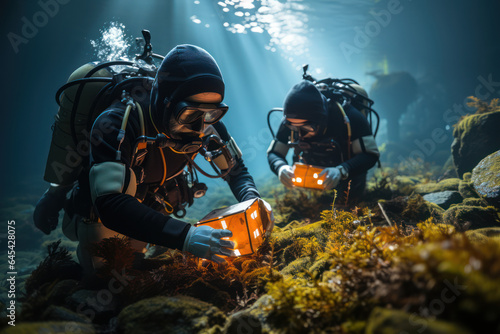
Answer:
top-left (283, 80), bottom-right (328, 124)
top-left (150, 44), bottom-right (225, 133)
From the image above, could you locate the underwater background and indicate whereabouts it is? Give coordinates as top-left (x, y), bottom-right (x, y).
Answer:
top-left (1, 0), bottom-right (500, 333)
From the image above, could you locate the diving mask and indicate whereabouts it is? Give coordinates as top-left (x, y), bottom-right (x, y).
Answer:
top-left (285, 120), bottom-right (319, 136)
top-left (173, 101), bottom-right (228, 125)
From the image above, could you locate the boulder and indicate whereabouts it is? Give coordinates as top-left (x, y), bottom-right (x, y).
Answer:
top-left (365, 307), bottom-right (473, 334)
top-left (471, 150), bottom-right (500, 207)
top-left (451, 111), bottom-right (500, 177)
top-left (117, 295), bottom-right (226, 334)
top-left (415, 178), bottom-right (460, 195)
top-left (443, 205), bottom-right (500, 230)
top-left (423, 191), bottom-right (462, 209)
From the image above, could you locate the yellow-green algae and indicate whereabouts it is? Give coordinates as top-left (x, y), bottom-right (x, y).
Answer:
top-left (414, 178), bottom-right (461, 195)
top-left (0, 322), bottom-right (95, 334)
top-left (13, 185), bottom-right (500, 333)
top-left (261, 204), bottom-right (500, 333)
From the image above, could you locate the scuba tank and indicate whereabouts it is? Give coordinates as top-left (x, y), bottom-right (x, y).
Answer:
top-left (44, 62), bottom-right (114, 186)
top-left (44, 30), bottom-right (160, 186)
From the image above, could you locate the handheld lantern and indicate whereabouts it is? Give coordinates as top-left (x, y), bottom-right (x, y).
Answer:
top-left (292, 163), bottom-right (326, 190)
top-left (195, 198), bottom-right (273, 257)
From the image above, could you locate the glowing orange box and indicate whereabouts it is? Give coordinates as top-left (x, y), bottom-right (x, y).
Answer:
top-left (292, 163), bottom-right (326, 190)
top-left (195, 198), bottom-right (273, 257)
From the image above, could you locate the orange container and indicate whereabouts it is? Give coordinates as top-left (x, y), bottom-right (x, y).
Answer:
top-left (292, 163), bottom-right (326, 190)
top-left (195, 198), bottom-right (273, 257)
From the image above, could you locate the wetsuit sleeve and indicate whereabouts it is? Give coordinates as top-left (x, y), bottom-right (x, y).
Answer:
top-left (267, 120), bottom-right (290, 175)
top-left (213, 121), bottom-right (260, 202)
top-left (339, 106), bottom-right (379, 177)
top-left (90, 103), bottom-right (190, 250)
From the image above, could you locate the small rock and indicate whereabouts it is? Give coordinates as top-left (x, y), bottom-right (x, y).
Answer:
top-left (117, 295), bottom-right (226, 334)
top-left (423, 191), bottom-right (462, 209)
top-left (466, 227), bottom-right (500, 244)
top-left (459, 178), bottom-right (479, 199)
top-left (443, 205), bottom-right (500, 230)
top-left (65, 289), bottom-right (117, 324)
top-left (0, 321), bottom-right (95, 333)
top-left (472, 150), bottom-right (500, 208)
top-left (50, 279), bottom-right (80, 305)
top-left (223, 310), bottom-right (262, 334)
top-left (365, 307), bottom-right (473, 334)
top-left (462, 198), bottom-right (488, 207)
top-left (41, 305), bottom-right (92, 324)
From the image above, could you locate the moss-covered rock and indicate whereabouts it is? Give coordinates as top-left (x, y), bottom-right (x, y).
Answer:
top-left (41, 305), bottom-right (92, 324)
top-left (451, 110), bottom-right (500, 177)
top-left (471, 150), bottom-right (500, 208)
top-left (65, 289), bottom-right (117, 324)
top-left (458, 172), bottom-right (479, 201)
top-left (466, 227), bottom-right (500, 244)
top-left (414, 178), bottom-right (461, 195)
top-left (443, 205), bottom-right (500, 230)
top-left (422, 191), bottom-right (462, 209)
top-left (365, 307), bottom-right (473, 334)
top-left (117, 295), bottom-right (226, 334)
top-left (462, 198), bottom-right (488, 207)
top-left (379, 194), bottom-right (444, 223)
top-left (223, 309), bottom-right (262, 334)
top-left (0, 321), bottom-right (95, 334)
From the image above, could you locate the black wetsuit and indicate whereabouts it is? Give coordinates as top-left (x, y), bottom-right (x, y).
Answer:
top-left (72, 99), bottom-right (260, 251)
top-left (268, 102), bottom-right (378, 199)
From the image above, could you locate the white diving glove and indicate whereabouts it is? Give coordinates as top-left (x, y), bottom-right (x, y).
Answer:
top-left (319, 167), bottom-right (342, 190)
top-left (278, 165), bottom-right (295, 189)
top-left (182, 225), bottom-right (235, 263)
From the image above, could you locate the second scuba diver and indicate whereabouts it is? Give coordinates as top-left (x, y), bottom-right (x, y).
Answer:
top-left (267, 80), bottom-right (380, 201)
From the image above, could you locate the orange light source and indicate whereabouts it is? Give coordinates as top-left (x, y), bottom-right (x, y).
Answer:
top-left (292, 163), bottom-right (326, 189)
top-left (195, 198), bottom-right (273, 257)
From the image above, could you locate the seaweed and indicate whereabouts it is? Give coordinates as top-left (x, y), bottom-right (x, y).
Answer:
top-left (261, 201), bottom-right (500, 333)
top-left (24, 240), bottom-right (82, 295)
top-left (90, 236), bottom-right (136, 278)
top-left (466, 96), bottom-right (500, 115)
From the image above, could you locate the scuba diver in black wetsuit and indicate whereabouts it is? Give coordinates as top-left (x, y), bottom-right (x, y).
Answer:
top-left (267, 78), bottom-right (380, 202)
top-left (34, 43), bottom-right (270, 274)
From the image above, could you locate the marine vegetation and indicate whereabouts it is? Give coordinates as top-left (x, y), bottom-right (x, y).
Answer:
top-left (9, 188), bottom-right (500, 333)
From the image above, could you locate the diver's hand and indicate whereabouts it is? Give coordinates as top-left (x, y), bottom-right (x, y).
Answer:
top-left (319, 167), bottom-right (341, 191)
top-left (33, 190), bottom-right (63, 235)
top-left (182, 226), bottom-right (235, 263)
top-left (278, 165), bottom-right (295, 189)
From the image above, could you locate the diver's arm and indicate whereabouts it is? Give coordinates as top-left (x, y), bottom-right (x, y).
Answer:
top-left (211, 121), bottom-right (260, 202)
top-left (267, 121), bottom-right (291, 175)
top-left (338, 107), bottom-right (379, 177)
top-left (89, 104), bottom-right (191, 249)
top-left (94, 193), bottom-right (190, 249)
